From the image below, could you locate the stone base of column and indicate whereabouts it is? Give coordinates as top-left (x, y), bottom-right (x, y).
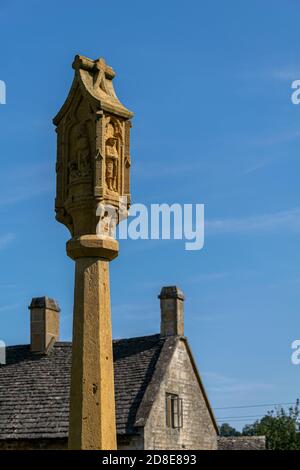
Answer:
top-left (67, 236), bottom-right (118, 450)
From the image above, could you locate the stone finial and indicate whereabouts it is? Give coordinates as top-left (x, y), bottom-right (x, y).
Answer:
top-left (53, 54), bottom-right (133, 240)
top-left (28, 297), bottom-right (60, 354)
top-left (158, 286), bottom-right (185, 337)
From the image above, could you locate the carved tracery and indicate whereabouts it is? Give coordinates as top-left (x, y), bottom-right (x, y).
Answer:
top-left (54, 55), bottom-right (133, 237)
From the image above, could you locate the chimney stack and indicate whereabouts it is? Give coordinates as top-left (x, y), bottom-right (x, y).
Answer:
top-left (158, 286), bottom-right (185, 337)
top-left (29, 297), bottom-right (60, 353)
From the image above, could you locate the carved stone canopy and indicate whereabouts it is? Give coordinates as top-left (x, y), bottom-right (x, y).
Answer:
top-left (53, 55), bottom-right (133, 238)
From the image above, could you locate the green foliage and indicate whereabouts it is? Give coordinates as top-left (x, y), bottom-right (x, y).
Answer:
top-left (219, 422), bottom-right (241, 437)
top-left (242, 399), bottom-right (300, 450)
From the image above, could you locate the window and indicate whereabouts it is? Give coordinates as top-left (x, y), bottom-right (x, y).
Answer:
top-left (166, 393), bottom-right (183, 429)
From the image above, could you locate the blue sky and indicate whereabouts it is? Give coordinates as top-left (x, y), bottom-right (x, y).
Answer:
top-left (1, 0), bottom-right (300, 430)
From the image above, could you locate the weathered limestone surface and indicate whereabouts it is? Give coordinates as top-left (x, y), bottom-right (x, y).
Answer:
top-left (53, 54), bottom-right (133, 239)
top-left (159, 286), bottom-right (184, 337)
top-left (68, 251), bottom-right (117, 449)
top-left (29, 297), bottom-right (60, 354)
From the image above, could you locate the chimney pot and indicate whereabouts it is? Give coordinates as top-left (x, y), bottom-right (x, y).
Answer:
top-left (28, 296), bottom-right (60, 354)
top-left (158, 286), bottom-right (185, 337)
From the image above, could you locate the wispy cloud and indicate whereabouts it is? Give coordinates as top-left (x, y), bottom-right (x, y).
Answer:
top-left (0, 233), bottom-right (15, 250)
top-left (0, 162), bottom-right (53, 207)
top-left (243, 159), bottom-right (271, 175)
top-left (250, 129), bottom-right (300, 147)
top-left (191, 313), bottom-right (231, 326)
top-left (0, 302), bottom-right (22, 313)
top-left (206, 207), bottom-right (300, 235)
top-left (0, 185), bottom-right (52, 207)
top-left (112, 302), bottom-right (156, 320)
top-left (203, 371), bottom-right (273, 394)
top-left (133, 161), bottom-right (203, 179)
top-left (187, 272), bottom-right (229, 283)
top-left (267, 67), bottom-right (300, 82)
top-left (0, 284), bottom-right (17, 289)
top-left (239, 130), bottom-right (300, 175)
top-left (239, 66), bottom-right (300, 83)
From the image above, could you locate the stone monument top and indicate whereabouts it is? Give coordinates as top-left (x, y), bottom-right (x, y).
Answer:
top-left (53, 55), bottom-right (133, 240)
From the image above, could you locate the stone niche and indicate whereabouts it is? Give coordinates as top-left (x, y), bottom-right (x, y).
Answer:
top-left (53, 55), bottom-right (133, 238)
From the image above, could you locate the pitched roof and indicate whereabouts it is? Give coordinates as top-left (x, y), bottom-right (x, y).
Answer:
top-left (0, 334), bottom-right (166, 440)
top-left (217, 436), bottom-right (266, 450)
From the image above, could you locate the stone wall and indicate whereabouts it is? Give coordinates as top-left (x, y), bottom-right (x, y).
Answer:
top-left (143, 339), bottom-right (217, 450)
top-left (117, 433), bottom-right (144, 450)
top-left (0, 438), bottom-right (67, 449)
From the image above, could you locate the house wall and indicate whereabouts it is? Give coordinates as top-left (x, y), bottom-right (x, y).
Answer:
top-left (143, 339), bottom-right (217, 450)
top-left (117, 433), bottom-right (144, 450)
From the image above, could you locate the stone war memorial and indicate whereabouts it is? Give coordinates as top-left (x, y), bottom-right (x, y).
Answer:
top-left (53, 55), bottom-right (133, 450)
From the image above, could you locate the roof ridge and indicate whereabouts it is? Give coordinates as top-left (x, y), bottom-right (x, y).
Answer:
top-left (112, 333), bottom-right (160, 343)
top-left (5, 333), bottom-right (162, 349)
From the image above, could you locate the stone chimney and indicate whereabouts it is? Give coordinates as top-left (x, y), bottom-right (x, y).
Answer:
top-left (29, 297), bottom-right (60, 353)
top-left (158, 286), bottom-right (185, 337)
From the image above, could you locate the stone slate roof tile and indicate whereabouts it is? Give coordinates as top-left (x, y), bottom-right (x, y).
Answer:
top-left (0, 334), bottom-right (166, 440)
top-left (217, 436), bottom-right (266, 450)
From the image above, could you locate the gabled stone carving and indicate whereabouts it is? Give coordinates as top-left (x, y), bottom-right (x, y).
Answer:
top-left (53, 55), bottom-right (133, 237)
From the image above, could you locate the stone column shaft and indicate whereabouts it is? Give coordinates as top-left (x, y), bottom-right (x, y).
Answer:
top-left (67, 236), bottom-right (118, 450)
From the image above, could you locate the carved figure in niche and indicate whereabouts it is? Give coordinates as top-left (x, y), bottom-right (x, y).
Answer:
top-left (105, 122), bottom-right (118, 193)
top-left (69, 160), bottom-right (80, 181)
top-left (76, 124), bottom-right (91, 177)
top-left (69, 123), bottom-right (92, 182)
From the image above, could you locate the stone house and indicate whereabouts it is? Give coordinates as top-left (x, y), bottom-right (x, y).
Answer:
top-left (0, 286), bottom-right (218, 450)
